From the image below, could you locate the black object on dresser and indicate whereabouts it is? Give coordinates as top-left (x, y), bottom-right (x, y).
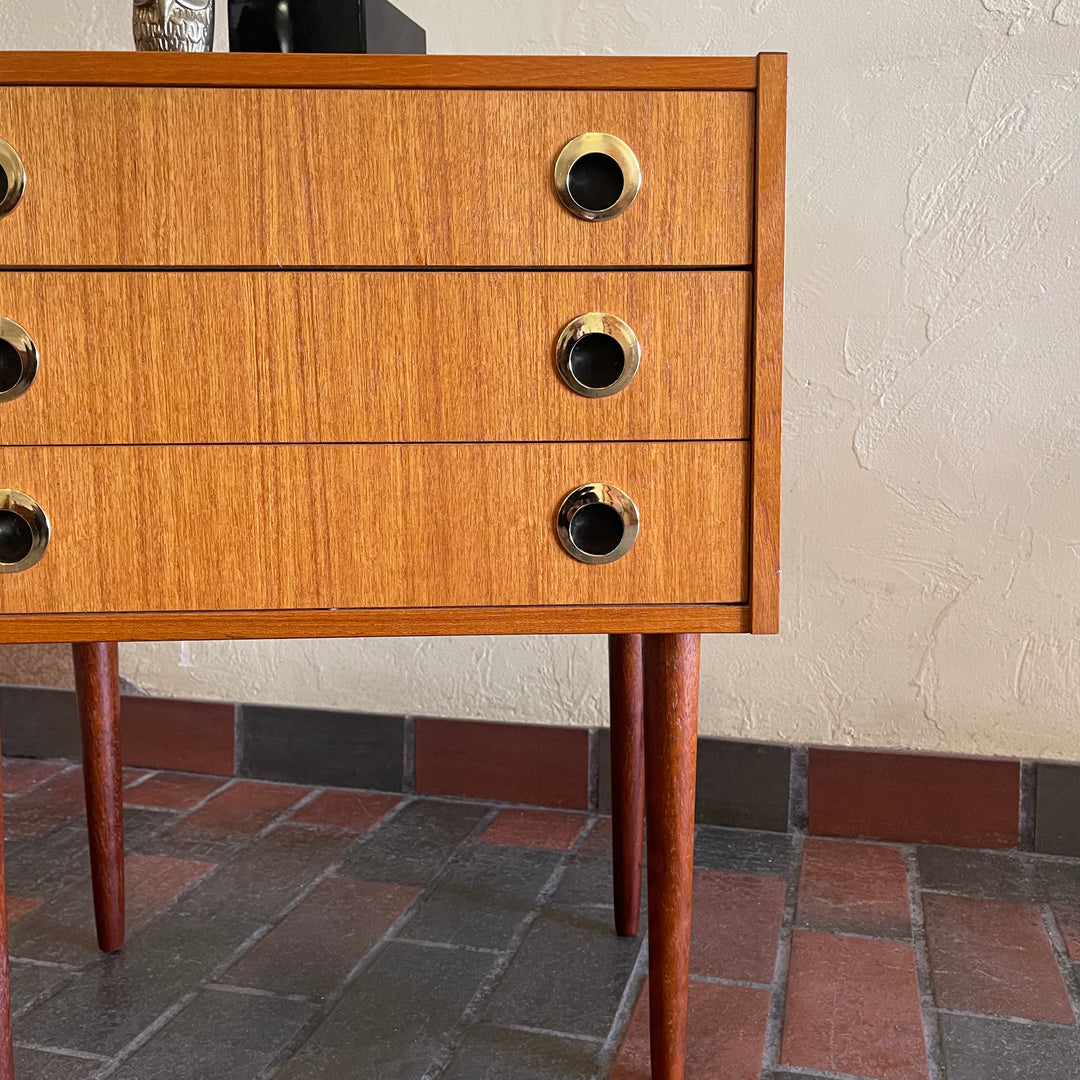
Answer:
top-left (228, 0), bottom-right (426, 54)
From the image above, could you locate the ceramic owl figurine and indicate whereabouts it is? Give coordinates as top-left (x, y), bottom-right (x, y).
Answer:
top-left (133, 0), bottom-right (216, 52)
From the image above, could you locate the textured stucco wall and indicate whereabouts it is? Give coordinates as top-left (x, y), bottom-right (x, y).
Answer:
top-left (2, 2), bottom-right (1080, 760)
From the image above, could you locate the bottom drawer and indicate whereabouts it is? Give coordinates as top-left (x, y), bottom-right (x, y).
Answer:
top-left (0, 443), bottom-right (748, 614)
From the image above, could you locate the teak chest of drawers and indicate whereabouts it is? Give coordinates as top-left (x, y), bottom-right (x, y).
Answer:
top-left (0, 51), bottom-right (786, 1080)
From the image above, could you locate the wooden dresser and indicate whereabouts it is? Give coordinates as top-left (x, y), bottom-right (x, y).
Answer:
top-left (0, 52), bottom-right (786, 1080)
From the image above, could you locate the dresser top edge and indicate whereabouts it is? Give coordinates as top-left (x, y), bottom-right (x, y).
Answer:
top-left (0, 52), bottom-right (777, 91)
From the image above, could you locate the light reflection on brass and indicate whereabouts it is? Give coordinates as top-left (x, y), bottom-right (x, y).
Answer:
top-left (556, 483), bottom-right (639, 565)
top-left (0, 489), bottom-right (50, 574)
top-left (554, 132), bottom-right (641, 221)
top-left (0, 139), bottom-right (26, 219)
top-left (0, 318), bottom-right (40, 403)
top-left (555, 312), bottom-right (640, 398)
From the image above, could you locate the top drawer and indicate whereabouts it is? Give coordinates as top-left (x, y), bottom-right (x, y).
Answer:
top-left (0, 87), bottom-right (753, 268)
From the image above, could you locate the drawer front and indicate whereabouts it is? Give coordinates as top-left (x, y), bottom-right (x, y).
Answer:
top-left (0, 87), bottom-right (753, 267)
top-left (0, 443), bottom-right (748, 613)
top-left (0, 271), bottom-right (749, 444)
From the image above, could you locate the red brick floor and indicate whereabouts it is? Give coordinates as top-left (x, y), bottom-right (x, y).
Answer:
top-left (3, 758), bottom-right (1080, 1079)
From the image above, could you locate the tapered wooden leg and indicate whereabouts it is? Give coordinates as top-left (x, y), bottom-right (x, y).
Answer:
top-left (643, 633), bottom-right (700, 1080)
top-left (72, 642), bottom-right (125, 953)
top-left (0, 743), bottom-right (15, 1079)
top-left (609, 633), bottom-right (645, 937)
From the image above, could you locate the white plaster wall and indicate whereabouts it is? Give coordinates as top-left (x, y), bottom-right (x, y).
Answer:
top-left (2, 1), bottom-right (1080, 761)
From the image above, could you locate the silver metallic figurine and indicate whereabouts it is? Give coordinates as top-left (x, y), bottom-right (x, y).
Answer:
top-left (133, 0), bottom-right (216, 52)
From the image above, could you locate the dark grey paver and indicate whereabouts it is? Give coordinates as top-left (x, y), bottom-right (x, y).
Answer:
top-left (13, 1046), bottom-right (101, 1080)
top-left (939, 1010), bottom-right (1080, 1080)
top-left (1035, 762), bottom-right (1080, 856)
top-left (696, 738), bottom-right (791, 831)
top-left (441, 1022), bottom-right (603, 1080)
top-left (108, 988), bottom-right (314, 1080)
top-left (693, 824), bottom-right (793, 876)
top-left (239, 705), bottom-right (405, 791)
top-left (338, 799), bottom-right (490, 887)
top-left (219, 876), bottom-right (421, 1001)
top-left (405, 842), bottom-right (560, 949)
top-left (916, 845), bottom-right (1039, 902)
top-left (10, 960), bottom-right (73, 1016)
top-left (485, 905), bottom-right (642, 1038)
top-left (0, 688), bottom-right (80, 760)
top-left (273, 940), bottom-right (497, 1080)
top-left (17, 825), bottom-right (353, 1055)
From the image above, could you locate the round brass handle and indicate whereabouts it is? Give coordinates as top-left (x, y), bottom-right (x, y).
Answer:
top-left (554, 133), bottom-right (641, 221)
top-left (556, 483), bottom-right (639, 565)
top-left (0, 490), bottom-right (49, 574)
top-left (0, 318), bottom-right (39, 403)
top-left (0, 138), bottom-right (26, 219)
top-left (556, 313), bottom-right (640, 398)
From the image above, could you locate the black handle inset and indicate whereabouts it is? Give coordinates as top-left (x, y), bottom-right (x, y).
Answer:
top-left (567, 332), bottom-right (625, 390)
top-left (0, 338), bottom-right (21, 396)
top-left (566, 152), bottom-right (625, 215)
top-left (0, 509), bottom-right (33, 565)
top-left (0, 319), bottom-right (39, 403)
top-left (568, 500), bottom-right (626, 557)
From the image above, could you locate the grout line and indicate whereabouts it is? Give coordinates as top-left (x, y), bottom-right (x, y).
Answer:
top-left (259, 787), bottom-right (323, 835)
top-left (1019, 760), bottom-right (1037, 851)
top-left (587, 728), bottom-right (600, 813)
top-left (776, 1065), bottom-right (888, 1080)
top-left (232, 702), bottom-right (242, 777)
top-left (420, 817), bottom-right (602, 1080)
top-left (788, 744), bottom-right (809, 832)
top-left (495, 1021), bottom-right (606, 1045)
top-left (691, 973), bottom-right (773, 991)
top-left (393, 938), bottom-right (506, 955)
top-left (203, 982), bottom-right (314, 1005)
top-left (8, 956), bottom-right (79, 971)
top-left (935, 1004), bottom-right (1080, 1028)
top-left (402, 716), bottom-right (416, 795)
top-left (164, 775), bottom-right (240, 827)
top-left (1038, 901), bottom-right (1080, 1022)
top-left (10, 966), bottom-right (82, 1022)
top-left (13, 1041), bottom-right (112, 1063)
top-left (759, 830), bottom-right (804, 1075)
top-left (121, 769), bottom-right (159, 792)
top-left (597, 925), bottom-right (649, 1077)
top-left (901, 845), bottom-right (945, 1080)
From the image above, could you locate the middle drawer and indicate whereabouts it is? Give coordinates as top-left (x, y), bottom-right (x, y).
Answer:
top-left (0, 271), bottom-right (749, 444)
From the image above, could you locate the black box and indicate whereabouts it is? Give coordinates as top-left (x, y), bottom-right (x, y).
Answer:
top-left (229, 0), bottom-right (426, 54)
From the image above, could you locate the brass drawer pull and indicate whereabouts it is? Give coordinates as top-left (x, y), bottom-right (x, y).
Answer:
top-left (557, 483), bottom-right (639, 564)
top-left (0, 139), bottom-right (26, 219)
top-left (0, 490), bottom-right (49, 574)
top-left (556, 312), bottom-right (640, 397)
top-left (554, 133), bottom-right (641, 221)
top-left (0, 319), bottom-right (39, 402)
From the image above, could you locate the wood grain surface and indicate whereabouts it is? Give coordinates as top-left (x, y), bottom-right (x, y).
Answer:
top-left (609, 633), bottom-right (645, 938)
top-left (749, 53), bottom-right (787, 634)
top-left (72, 641), bottom-right (125, 953)
top-left (0, 87), bottom-right (753, 267)
top-left (0, 442), bottom-right (748, 614)
top-left (0, 52), bottom-right (759, 91)
top-left (643, 632), bottom-right (700, 1080)
top-left (0, 604), bottom-right (750, 644)
top-left (0, 271), bottom-right (751, 444)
